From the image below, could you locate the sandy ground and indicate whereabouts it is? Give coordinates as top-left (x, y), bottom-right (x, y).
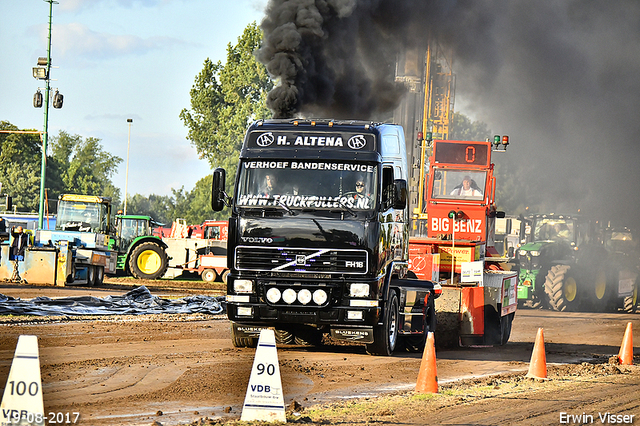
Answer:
top-left (0, 279), bottom-right (639, 426)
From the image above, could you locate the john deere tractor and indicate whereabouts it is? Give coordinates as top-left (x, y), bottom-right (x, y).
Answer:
top-left (515, 214), bottom-right (579, 309)
top-left (517, 214), bottom-right (639, 312)
top-left (109, 214), bottom-right (169, 280)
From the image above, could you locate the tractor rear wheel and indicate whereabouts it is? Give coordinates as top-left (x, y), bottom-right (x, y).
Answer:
top-left (128, 242), bottom-right (169, 280)
top-left (623, 282), bottom-right (638, 313)
top-left (544, 265), bottom-right (580, 312)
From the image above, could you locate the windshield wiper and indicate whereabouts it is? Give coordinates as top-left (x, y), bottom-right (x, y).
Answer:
top-left (336, 200), bottom-right (357, 217)
top-left (275, 198), bottom-right (295, 216)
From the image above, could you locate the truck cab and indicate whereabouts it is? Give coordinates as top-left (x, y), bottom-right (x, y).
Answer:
top-left (212, 119), bottom-right (440, 355)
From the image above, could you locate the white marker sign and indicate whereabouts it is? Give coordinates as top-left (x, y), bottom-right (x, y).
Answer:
top-left (240, 329), bottom-right (286, 423)
top-left (1, 335), bottom-right (44, 426)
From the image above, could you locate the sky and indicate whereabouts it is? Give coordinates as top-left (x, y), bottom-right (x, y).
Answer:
top-left (0, 0), bottom-right (267, 198)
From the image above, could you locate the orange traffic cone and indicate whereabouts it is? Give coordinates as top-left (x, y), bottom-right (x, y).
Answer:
top-left (526, 327), bottom-right (547, 379)
top-left (618, 322), bottom-right (633, 365)
top-left (415, 331), bottom-right (438, 393)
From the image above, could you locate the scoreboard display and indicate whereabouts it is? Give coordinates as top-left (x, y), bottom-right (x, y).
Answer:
top-left (433, 141), bottom-right (490, 167)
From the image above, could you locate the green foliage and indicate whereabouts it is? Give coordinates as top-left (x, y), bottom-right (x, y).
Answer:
top-left (0, 121), bottom-right (56, 212)
top-left (0, 122), bottom-right (124, 214)
top-left (49, 130), bottom-right (123, 205)
top-left (122, 194), bottom-right (174, 225)
top-left (450, 112), bottom-right (492, 141)
top-left (124, 23), bottom-right (274, 225)
top-left (180, 22), bottom-right (272, 215)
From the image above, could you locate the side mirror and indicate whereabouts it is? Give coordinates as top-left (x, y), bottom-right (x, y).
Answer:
top-left (211, 168), bottom-right (226, 212)
top-left (392, 179), bottom-right (407, 209)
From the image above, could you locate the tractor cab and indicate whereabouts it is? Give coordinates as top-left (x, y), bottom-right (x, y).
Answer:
top-left (115, 215), bottom-right (155, 252)
top-left (56, 194), bottom-right (111, 236)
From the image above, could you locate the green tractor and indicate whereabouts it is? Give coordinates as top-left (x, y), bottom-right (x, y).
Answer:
top-left (108, 214), bottom-right (170, 280)
top-left (515, 214), bottom-right (579, 309)
top-left (517, 214), bottom-right (639, 312)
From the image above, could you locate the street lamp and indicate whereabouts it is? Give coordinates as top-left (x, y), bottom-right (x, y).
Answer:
top-left (123, 118), bottom-right (133, 215)
top-left (34, 0), bottom-right (62, 230)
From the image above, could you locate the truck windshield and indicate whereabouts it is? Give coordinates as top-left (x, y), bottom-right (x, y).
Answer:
top-left (431, 169), bottom-right (486, 200)
top-left (56, 201), bottom-right (108, 233)
top-left (236, 160), bottom-right (378, 211)
top-left (534, 219), bottom-right (574, 242)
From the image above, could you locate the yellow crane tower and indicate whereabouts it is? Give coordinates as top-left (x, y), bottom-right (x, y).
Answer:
top-left (394, 40), bottom-right (455, 236)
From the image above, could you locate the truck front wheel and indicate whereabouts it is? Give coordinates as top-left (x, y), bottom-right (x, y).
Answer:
top-left (231, 323), bottom-right (258, 348)
top-left (129, 242), bottom-right (169, 280)
top-left (366, 292), bottom-right (399, 356)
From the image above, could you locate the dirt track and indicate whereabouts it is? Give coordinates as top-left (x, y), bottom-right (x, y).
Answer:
top-left (0, 279), bottom-right (639, 425)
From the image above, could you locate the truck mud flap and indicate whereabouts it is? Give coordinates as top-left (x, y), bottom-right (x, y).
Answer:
top-left (330, 327), bottom-right (374, 344)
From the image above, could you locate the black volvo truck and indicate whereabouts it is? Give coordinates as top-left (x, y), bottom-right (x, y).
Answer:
top-left (212, 119), bottom-right (440, 355)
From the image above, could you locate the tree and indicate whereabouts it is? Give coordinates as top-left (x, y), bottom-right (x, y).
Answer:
top-left (49, 131), bottom-right (123, 206)
top-left (180, 22), bottom-right (273, 217)
top-left (121, 193), bottom-right (174, 224)
top-left (450, 112), bottom-right (491, 141)
top-left (0, 121), bottom-right (52, 212)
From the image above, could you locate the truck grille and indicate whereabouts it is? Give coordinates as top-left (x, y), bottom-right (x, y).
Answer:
top-left (235, 246), bottom-right (367, 274)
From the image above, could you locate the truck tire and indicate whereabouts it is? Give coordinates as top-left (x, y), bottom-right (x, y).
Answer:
top-left (294, 326), bottom-right (323, 346)
top-left (399, 296), bottom-right (435, 353)
top-left (221, 270), bottom-right (230, 284)
top-left (500, 312), bottom-right (514, 345)
top-left (274, 328), bottom-right (294, 345)
top-left (366, 292), bottom-right (399, 356)
top-left (95, 266), bottom-right (104, 286)
top-left (87, 266), bottom-right (96, 287)
top-left (544, 265), bottom-right (579, 312)
top-left (201, 269), bottom-right (216, 283)
top-left (128, 242), bottom-right (169, 280)
top-left (230, 323), bottom-right (258, 348)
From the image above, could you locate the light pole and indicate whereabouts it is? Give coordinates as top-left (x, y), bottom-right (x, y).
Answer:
top-left (123, 118), bottom-right (133, 215)
top-left (33, 0), bottom-right (62, 230)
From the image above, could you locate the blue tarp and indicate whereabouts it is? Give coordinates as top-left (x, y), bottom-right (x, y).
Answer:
top-left (0, 285), bottom-right (226, 316)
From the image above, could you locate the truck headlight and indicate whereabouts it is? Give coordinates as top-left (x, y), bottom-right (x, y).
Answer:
top-left (237, 307), bottom-right (253, 316)
top-left (349, 283), bottom-right (370, 298)
top-left (530, 250), bottom-right (540, 257)
top-left (297, 289), bottom-right (312, 305)
top-left (266, 287), bottom-right (281, 303)
top-left (234, 279), bottom-right (254, 293)
top-left (518, 249), bottom-right (527, 257)
top-left (313, 289), bottom-right (328, 305)
top-left (282, 288), bottom-right (297, 304)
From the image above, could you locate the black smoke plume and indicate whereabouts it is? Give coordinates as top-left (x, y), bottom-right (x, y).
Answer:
top-left (257, 0), bottom-right (640, 227)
